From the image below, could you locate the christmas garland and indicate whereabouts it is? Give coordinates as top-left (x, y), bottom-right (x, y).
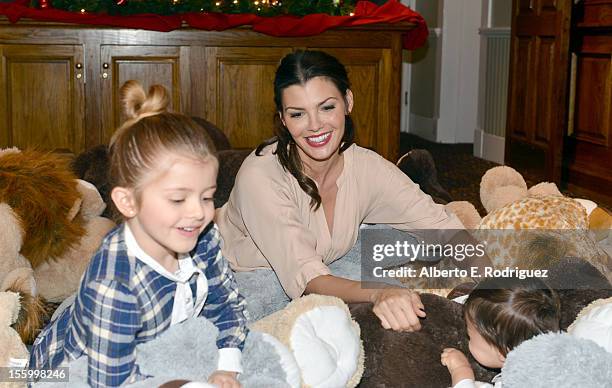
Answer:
top-left (31, 0), bottom-right (359, 17)
top-left (1, 1), bottom-right (428, 50)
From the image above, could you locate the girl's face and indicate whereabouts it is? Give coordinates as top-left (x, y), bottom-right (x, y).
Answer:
top-left (280, 76), bottom-right (353, 167)
top-left (127, 153), bottom-right (217, 262)
top-left (466, 318), bottom-right (506, 369)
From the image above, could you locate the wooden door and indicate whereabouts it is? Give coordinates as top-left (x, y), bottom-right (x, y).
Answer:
top-left (307, 48), bottom-right (396, 161)
top-left (505, 0), bottom-right (572, 182)
top-left (564, 0), bottom-right (612, 203)
top-left (0, 44), bottom-right (85, 153)
top-left (204, 47), bottom-right (292, 149)
top-left (100, 45), bottom-right (190, 143)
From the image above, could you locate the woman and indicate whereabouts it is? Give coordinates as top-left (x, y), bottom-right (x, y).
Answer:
top-left (216, 50), bottom-right (466, 331)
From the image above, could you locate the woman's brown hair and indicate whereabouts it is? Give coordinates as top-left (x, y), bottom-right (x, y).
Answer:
top-left (464, 277), bottom-right (561, 356)
top-left (256, 50), bottom-right (355, 210)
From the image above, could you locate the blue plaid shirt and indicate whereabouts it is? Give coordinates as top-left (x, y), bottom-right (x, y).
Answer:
top-left (29, 223), bottom-right (249, 387)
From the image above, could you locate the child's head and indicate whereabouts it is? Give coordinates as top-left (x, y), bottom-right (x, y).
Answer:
top-left (463, 277), bottom-right (561, 369)
top-left (109, 80), bottom-right (218, 260)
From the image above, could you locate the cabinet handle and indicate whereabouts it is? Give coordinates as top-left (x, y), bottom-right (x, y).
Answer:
top-left (567, 53), bottom-right (577, 137)
top-left (75, 62), bottom-right (84, 80)
top-left (102, 62), bottom-right (109, 79)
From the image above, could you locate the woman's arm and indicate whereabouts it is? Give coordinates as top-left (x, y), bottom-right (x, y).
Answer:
top-left (305, 274), bottom-right (426, 331)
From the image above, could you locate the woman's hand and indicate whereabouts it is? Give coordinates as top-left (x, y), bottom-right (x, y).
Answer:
top-left (441, 348), bottom-right (475, 385)
top-left (370, 288), bottom-right (426, 331)
top-left (208, 370), bottom-right (241, 388)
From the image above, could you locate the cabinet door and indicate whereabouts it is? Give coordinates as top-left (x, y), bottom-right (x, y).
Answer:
top-left (307, 48), bottom-right (396, 160)
top-left (0, 45), bottom-right (85, 153)
top-left (100, 45), bottom-right (190, 142)
top-left (204, 47), bottom-right (292, 149)
top-left (564, 34), bottom-right (612, 201)
top-left (505, 0), bottom-right (572, 182)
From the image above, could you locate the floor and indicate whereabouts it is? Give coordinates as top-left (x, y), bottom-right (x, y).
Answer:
top-left (399, 133), bottom-right (612, 214)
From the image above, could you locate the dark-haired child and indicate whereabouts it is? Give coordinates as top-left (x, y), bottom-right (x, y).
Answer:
top-left (441, 277), bottom-right (561, 387)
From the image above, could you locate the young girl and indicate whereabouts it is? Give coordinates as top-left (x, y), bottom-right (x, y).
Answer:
top-left (29, 80), bottom-right (248, 388)
top-left (441, 277), bottom-right (561, 387)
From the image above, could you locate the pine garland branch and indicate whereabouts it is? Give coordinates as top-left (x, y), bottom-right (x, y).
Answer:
top-left (33, 0), bottom-right (361, 17)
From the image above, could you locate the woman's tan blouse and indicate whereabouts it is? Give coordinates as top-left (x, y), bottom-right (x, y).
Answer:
top-left (216, 144), bottom-right (464, 299)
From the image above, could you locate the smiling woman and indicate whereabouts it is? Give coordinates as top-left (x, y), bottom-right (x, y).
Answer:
top-left (280, 77), bottom-right (353, 167)
top-left (216, 50), bottom-right (467, 331)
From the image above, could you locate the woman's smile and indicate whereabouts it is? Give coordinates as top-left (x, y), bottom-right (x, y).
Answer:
top-left (305, 131), bottom-right (333, 147)
top-left (281, 76), bottom-right (353, 164)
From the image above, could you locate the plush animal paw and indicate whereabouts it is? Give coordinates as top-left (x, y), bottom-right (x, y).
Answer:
top-left (502, 332), bottom-right (612, 387)
top-left (568, 296), bottom-right (612, 354)
top-left (251, 294), bottom-right (364, 387)
top-left (0, 291), bottom-right (33, 374)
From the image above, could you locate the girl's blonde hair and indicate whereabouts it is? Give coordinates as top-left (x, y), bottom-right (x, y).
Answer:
top-left (109, 80), bottom-right (217, 199)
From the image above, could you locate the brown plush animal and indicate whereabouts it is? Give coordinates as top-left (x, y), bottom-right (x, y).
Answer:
top-left (397, 149), bottom-right (453, 204)
top-left (349, 256), bottom-right (612, 387)
top-left (0, 148), bottom-right (115, 343)
top-left (33, 180), bottom-right (115, 303)
top-left (443, 166), bottom-right (612, 284)
top-left (0, 148), bottom-right (85, 268)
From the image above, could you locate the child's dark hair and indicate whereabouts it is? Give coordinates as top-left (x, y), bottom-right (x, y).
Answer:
top-left (464, 277), bottom-right (561, 356)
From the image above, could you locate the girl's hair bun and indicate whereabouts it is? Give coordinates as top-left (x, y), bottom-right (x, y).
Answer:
top-left (120, 80), bottom-right (170, 120)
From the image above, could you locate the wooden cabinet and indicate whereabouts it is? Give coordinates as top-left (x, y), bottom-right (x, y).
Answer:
top-left (0, 20), bottom-right (412, 161)
top-left (0, 44), bottom-right (85, 152)
top-left (506, 0), bottom-right (612, 203)
top-left (100, 45), bottom-right (191, 138)
top-left (310, 47), bottom-right (397, 159)
top-left (505, 0), bottom-right (572, 183)
top-left (203, 46), bottom-right (292, 148)
top-left (564, 0), bottom-right (612, 203)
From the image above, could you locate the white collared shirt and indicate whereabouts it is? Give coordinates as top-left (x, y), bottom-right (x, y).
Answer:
top-left (124, 224), bottom-right (208, 325)
top-left (124, 224), bottom-right (242, 373)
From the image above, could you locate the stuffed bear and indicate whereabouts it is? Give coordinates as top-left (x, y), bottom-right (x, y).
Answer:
top-left (0, 148), bottom-right (115, 343)
top-left (443, 165), bottom-right (612, 285)
top-left (0, 291), bottom-right (30, 388)
top-left (30, 294), bottom-right (363, 388)
top-left (396, 149), bottom-right (453, 204)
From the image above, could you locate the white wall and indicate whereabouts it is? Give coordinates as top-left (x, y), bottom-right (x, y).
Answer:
top-left (473, 0), bottom-right (511, 163)
top-left (437, 0), bottom-right (482, 143)
top-left (401, 0), bottom-right (440, 140)
top-left (401, 0), bottom-right (483, 144)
